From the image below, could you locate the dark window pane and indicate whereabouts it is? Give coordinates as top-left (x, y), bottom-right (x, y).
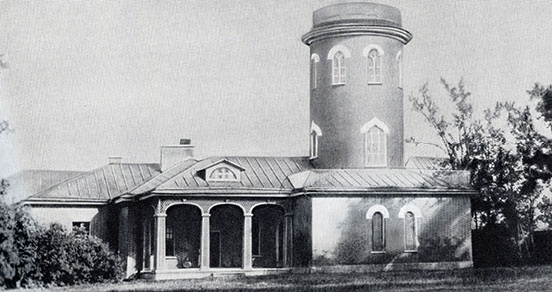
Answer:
top-left (372, 212), bottom-right (384, 251)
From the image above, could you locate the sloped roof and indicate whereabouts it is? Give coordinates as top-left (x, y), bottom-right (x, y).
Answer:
top-left (2, 170), bottom-right (87, 204)
top-left (128, 156), bottom-right (313, 197)
top-left (25, 163), bottom-right (160, 203)
top-left (287, 168), bottom-right (473, 193)
top-left (405, 156), bottom-right (449, 170)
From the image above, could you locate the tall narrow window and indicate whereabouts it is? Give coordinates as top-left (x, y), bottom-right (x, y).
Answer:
top-left (311, 54), bottom-right (320, 90)
top-left (166, 226), bottom-right (175, 256)
top-left (372, 212), bottom-right (385, 252)
top-left (405, 211), bottom-right (417, 251)
top-left (367, 49), bottom-right (382, 84)
top-left (364, 126), bottom-right (387, 167)
top-left (310, 121), bottom-right (322, 159)
top-left (332, 51), bottom-right (346, 85)
top-left (310, 131), bottom-right (318, 158)
top-left (396, 51), bottom-right (403, 89)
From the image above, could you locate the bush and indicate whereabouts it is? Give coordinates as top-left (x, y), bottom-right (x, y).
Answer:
top-left (0, 202), bottom-right (123, 288)
top-left (0, 202), bottom-right (41, 288)
top-left (37, 224), bottom-right (123, 286)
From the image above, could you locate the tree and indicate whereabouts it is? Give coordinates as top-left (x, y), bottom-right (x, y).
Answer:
top-left (409, 79), bottom-right (552, 264)
top-left (409, 79), bottom-right (519, 228)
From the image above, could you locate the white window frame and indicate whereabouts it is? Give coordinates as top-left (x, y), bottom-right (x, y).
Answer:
top-left (398, 204), bottom-right (422, 252)
top-left (209, 167), bottom-right (238, 182)
top-left (310, 121), bottom-right (322, 159)
top-left (327, 44), bottom-right (351, 86)
top-left (363, 45), bottom-right (384, 85)
top-left (311, 54), bottom-right (320, 90)
top-left (361, 118), bottom-right (389, 167)
top-left (396, 51), bottom-right (403, 89)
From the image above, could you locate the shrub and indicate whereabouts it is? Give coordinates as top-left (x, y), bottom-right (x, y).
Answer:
top-left (0, 202), bottom-right (123, 288)
top-left (36, 223), bottom-right (124, 286)
top-left (0, 202), bottom-right (41, 288)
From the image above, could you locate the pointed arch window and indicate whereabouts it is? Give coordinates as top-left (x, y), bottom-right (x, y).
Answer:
top-left (332, 51), bottom-right (346, 85)
top-left (367, 49), bottom-right (382, 84)
top-left (364, 126), bottom-right (386, 166)
top-left (310, 121), bottom-right (322, 159)
top-left (363, 45), bottom-right (384, 85)
top-left (361, 118), bottom-right (389, 167)
top-left (311, 54), bottom-right (320, 90)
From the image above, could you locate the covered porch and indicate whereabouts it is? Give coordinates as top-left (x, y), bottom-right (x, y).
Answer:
top-left (138, 198), bottom-right (294, 279)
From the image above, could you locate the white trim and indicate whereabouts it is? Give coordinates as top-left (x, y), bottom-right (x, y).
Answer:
top-left (365, 204), bottom-right (390, 219)
top-left (398, 204), bottom-right (422, 218)
top-left (249, 202), bottom-right (286, 215)
top-left (310, 121), bottom-right (322, 136)
top-left (311, 53), bottom-right (320, 62)
top-left (360, 117), bottom-right (390, 134)
top-left (207, 202), bottom-right (246, 214)
top-left (165, 202), bottom-right (204, 214)
top-left (362, 44), bottom-right (385, 57)
top-left (396, 51), bottom-right (403, 89)
top-left (326, 44), bottom-right (351, 60)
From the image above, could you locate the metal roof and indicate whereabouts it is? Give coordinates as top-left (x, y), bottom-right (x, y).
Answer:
top-left (128, 156), bottom-right (314, 196)
top-left (287, 168), bottom-right (472, 193)
top-left (2, 170), bottom-right (87, 204)
top-left (25, 163), bottom-right (160, 203)
top-left (405, 156), bottom-right (449, 170)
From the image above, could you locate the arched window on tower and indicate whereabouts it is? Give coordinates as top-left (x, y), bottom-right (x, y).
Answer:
top-left (361, 118), bottom-right (389, 167)
top-left (372, 212), bottom-right (385, 252)
top-left (310, 121), bottom-right (322, 159)
top-left (311, 54), bottom-right (320, 90)
top-left (332, 51), bottom-right (346, 85)
top-left (367, 49), bottom-right (382, 84)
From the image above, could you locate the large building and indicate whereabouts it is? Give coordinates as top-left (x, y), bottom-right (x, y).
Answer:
top-left (6, 3), bottom-right (474, 280)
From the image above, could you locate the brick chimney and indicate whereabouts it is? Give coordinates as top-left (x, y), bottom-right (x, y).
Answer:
top-left (160, 139), bottom-right (194, 171)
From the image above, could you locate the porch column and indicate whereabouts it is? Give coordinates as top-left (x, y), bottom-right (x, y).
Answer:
top-left (243, 213), bottom-right (253, 270)
top-left (284, 213), bottom-right (293, 267)
top-left (153, 213), bottom-right (166, 270)
top-left (200, 213), bottom-right (210, 271)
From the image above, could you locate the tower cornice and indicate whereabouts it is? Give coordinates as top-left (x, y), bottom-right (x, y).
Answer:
top-left (302, 24), bottom-right (412, 46)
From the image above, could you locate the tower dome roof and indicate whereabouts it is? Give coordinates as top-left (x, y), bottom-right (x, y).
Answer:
top-left (313, 2), bottom-right (402, 28)
top-left (302, 2), bottom-right (412, 45)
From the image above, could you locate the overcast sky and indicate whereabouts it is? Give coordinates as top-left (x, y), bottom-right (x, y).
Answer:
top-left (1, 0), bottom-right (552, 176)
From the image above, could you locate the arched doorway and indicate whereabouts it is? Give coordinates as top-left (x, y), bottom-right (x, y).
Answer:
top-left (209, 204), bottom-right (244, 268)
top-left (166, 204), bottom-right (202, 268)
top-left (252, 205), bottom-right (285, 268)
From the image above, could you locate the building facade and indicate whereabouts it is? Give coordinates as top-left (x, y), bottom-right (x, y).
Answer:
top-left (9, 3), bottom-right (474, 280)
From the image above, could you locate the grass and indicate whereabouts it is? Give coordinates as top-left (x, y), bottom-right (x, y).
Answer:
top-left (42, 265), bottom-right (552, 291)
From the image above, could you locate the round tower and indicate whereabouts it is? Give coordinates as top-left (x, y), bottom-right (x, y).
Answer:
top-left (302, 2), bottom-right (412, 169)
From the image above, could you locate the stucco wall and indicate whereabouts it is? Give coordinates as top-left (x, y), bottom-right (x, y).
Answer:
top-left (28, 204), bottom-right (115, 246)
top-left (310, 195), bottom-right (472, 265)
top-left (310, 34), bottom-right (405, 168)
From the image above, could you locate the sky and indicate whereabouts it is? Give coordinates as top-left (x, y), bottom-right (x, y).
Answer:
top-left (1, 0), bottom-right (552, 176)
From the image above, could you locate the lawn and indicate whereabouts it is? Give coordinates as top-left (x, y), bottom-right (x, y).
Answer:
top-left (47, 265), bottom-right (552, 291)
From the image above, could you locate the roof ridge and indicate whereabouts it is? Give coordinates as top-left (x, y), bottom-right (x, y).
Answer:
top-left (122, 159), bottom-right (199, 197)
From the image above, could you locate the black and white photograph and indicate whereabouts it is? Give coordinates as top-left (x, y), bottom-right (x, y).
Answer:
top-left (1, 0), bottom-right (552, 290)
